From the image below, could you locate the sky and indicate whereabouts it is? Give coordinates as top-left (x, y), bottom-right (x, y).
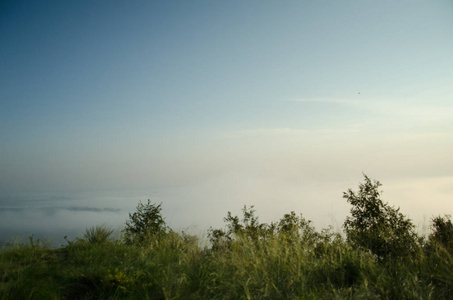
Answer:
top-left (1, 1), bottom-right (453, 241)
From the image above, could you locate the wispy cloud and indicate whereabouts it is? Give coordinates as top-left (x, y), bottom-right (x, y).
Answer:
top-left (0, 206), bottom-right (121, 215)
top-left (287, 97), bottom-right (360, 105)
top-left (289, 93), bottom-right (453, 126)
top-left (221, 126), bottom-right (362, 139)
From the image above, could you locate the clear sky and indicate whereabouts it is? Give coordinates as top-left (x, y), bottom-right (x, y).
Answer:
top-left (1, 1), bottom-right (453, 234)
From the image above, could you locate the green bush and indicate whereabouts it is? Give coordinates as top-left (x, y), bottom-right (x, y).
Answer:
top-left (424, 215), bottom-right (453, 297)
top-left (429, 215), bottom-right (453, 252)
top-left (276, 211), bottom-right (318, 246)
top-left (208, 205), bottom-right (273, 250)
top-left (343, 174), bottom-right (418, 261)
top-left (123, 200), bottom-right (169, 245)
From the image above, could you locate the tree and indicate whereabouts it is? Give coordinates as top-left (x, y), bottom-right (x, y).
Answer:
top-left (208, 206), bottom-right (318, 250)
top-left (428, 215), bottom-right (453, 252)
top-left (276, 211), bottom-right (317, 243)
top-left (343, 174), bottom-right (417, 261)
top-left (123, 200), bottom-right (169, 245)
top-left (208, 205), bottom-right (274, 250)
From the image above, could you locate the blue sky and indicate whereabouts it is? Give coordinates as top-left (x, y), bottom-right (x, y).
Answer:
top-left (1, 1), bottom-right (453, 234)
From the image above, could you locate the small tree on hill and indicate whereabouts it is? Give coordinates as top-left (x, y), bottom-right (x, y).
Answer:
top-left (123, 200), bottom-right (169, 245)
top-left (208, 205), bottom-right (275, 250)
top-left (428, 215), bottom-right (453, 252)
top-left (343, 174), bottom-right (418, 261)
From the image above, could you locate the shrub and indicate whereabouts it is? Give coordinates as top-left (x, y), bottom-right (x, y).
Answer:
top-left (208, 205), bottom-right (274, 250)
top-left (424, 215), bottom-right (453, 296)
top-left (123, 200), bottom-right (169, 245)
top-left (276, 211), bottom-right (317, 244)
top-left (83, 225), bottom-right (115, 244)
top-left (343, 174), bottom-right (418, 261)
top-left (208, 206), bottom-right (321, 252)
top-left (429, 215), bottom-right (453, 252)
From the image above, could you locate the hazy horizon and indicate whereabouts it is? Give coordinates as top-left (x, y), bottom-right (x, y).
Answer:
top-left (1, 1), bottom-right (452, 243)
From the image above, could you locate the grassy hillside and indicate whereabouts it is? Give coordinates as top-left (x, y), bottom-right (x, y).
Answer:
top-left (1, 176), bottom-right (452, 299)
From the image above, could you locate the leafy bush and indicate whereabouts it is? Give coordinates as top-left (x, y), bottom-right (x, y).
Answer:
top-left (424, 215), bottom-right (453, 297)
top-left (208, 205), bottom-right (276, 250)
top-left (343, 174), bottom-right (418, 261)
top-left (123, 200), bottom-right (169, 245)
top-left (429, 215), bottom-right (453, 252)
top-left (209, 206), bottom-right (320, 251)
top-left (276, 211), bottom-right (317, 244)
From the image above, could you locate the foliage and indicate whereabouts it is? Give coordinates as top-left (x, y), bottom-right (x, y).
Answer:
top-left (123, 200), bottom-right (169, 245)
top-left (1, 213), bottom-right (451, 299)
top-left (276, 211), bottom-right (318, 245)
top-left (429, 215), bottom-right (453, 252)
top-left (209, 206), bottom-right (323, 250)
top-left (424, 215), bottom-right (453, 297)
top-left (208, 205), bottom-right (273, 249)
top-left (103, 267), bottom-right (151, 295)
top-left (83, 225), bottom-right (115, 244)
top-left (2, 179), bottom-right (453, 298)
top-left (343, 174), bottom-right (418, 261)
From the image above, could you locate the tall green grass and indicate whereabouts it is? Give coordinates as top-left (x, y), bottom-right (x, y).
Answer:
top-left (1, 223), bottom-right (452, 299)
top-left (2, 176), bottom-right (453, 299)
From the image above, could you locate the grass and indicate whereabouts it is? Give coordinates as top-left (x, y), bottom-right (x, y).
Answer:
top-left (1, 224), bottom-right (452, 299)
top-left (83, 225), bottom-right (115, 244)
top-left (2, 175), bottom-right (452, 299)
